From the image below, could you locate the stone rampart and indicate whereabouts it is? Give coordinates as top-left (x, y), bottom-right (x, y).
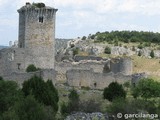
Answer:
top-left (2, 69), bottom-right (57, 86)
top-left (66, 69), bottom-right (132, 89)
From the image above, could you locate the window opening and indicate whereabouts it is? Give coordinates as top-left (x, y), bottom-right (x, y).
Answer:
top-left (39, 17), bottom-right (43, 23)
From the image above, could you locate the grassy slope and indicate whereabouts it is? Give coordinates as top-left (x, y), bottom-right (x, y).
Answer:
top-left (131, 55), bottom-right (160, 81)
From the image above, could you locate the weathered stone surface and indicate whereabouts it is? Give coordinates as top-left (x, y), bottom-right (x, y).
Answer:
top-left (65, 112), bottom-right (109, 120)
top-left (111, 46), bottom-right (133, 56)
top-left (132, 73), bottom-right (148, 85)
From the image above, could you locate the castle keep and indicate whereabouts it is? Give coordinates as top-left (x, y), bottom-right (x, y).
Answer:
top-left (18, 3), bottom-right (58, 69)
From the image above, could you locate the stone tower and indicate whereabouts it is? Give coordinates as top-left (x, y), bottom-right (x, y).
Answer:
top-left (110, 57), bottom-right (132, 75)
top-left (17, 2), bottom-right (58, 69)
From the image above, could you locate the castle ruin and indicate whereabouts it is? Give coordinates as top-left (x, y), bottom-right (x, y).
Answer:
top-left (0, 3), bottom-right (146, 89)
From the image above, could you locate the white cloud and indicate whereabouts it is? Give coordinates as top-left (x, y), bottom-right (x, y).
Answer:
top-left (0, 0), bottom-right (160, 45)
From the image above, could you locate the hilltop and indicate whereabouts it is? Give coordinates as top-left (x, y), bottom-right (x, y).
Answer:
top-left (57, 30), bottom-right (160, 80)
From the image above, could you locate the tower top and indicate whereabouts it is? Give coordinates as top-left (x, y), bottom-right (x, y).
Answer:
top-left (18, 2), bottom-right (58, 12)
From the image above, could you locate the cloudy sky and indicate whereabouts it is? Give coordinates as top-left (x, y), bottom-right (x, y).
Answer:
top-left (0, 0), bottom-right (160, 45)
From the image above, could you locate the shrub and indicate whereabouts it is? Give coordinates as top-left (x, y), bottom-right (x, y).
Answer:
top-left (33, 3), bottom-right (45, 8)
top-left (104, 46), bottom-right (111, 54)
top-left (79, 99), bottom-right (102, 113)
top-left (0, 76), bottom-right (3, 81)
top-left (0, 80), bottom-right (22, 114)
top-left (26, 64), bottom-right (40, 72)
top-left (22, 76), bottom-right (59, 112)
top-left (72, 48), bottom-right (79, 56)
top-left (103, 82), bottom-right (126, 102)
top-left (60, 102), bottom-right (69, 116)
top-left (131, 78), bottom-right (160, 99)
top-left (138, 51), bottom-right (141, 56)
top-left (106, 98), bottom-right (159, 119)
top-left (150, 50), bottom-right (155, 58)
top-left (68, 89), bottom-right (80, 112)
top-left (137, 44), bottom-right (143, 49)
top-left (82, 36), bottom-right (87, 40)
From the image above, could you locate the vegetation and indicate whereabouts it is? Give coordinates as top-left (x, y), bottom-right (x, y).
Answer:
top-left (26, 64), bottom-right (40, 72)
top-left (22, 75), bottom-right (59, 112)
top-left (150, 50), bottom-right (155, 58)
top-left (0, 80), bottom-right (22, 114)
top-left (103, 82), bottom-right (126, 101)
top-left (81, 36), bottom-right (87, 40)
top-left (1, 76), bottom-right (160, 119)
top-left (132, 78), bottom-right (160, 99)
top-left (104, 46), bottom-right (111, 54)
top-left (72, 48), bottom-right (79, 56)
top-left (3, 95), bottom-right (50, 120)
top-left (94, 31), bottom-right (160, 43)
top-left (0, 77), bottom-right (58, 119)
top-left (32, 3), bottom-right (45, 8)
top-left (0, 76), bottom-right (3, 80)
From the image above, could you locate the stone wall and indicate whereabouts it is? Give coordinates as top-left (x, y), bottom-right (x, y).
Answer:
top-left (66, 69), bottom-right (131, 89)
top-left (2, 69), bottom-right (57, 86)
top-left (0, 48), bottom-right (25, 76)
top-left (55, 61), bottom-right (109, 82)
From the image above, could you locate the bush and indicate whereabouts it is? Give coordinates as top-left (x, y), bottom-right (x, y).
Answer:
top-left (82, 36), bottom-right (87, 40)
top-left (103, 82), bottom-right (126, 102)
top-left (60, 102), bottom-right (69, 116)
top-left (104, 46), bottom-right (111, 54)
top-left (22, 75), bottom-right (59, 112)
top-left (0, 80), bottom-right (22, 114)
top-left (3, 95), bottom-right (48, 120)
top-left (26, 64), bottom-right (40, 72)
top-left (72, 48), bottom-right (79, 56)
top-left (0, 76), bottom-right (3, 81)
top-left (106, 98), bottom-right (159, 119)
top-left (132, 78), bottom-right (160, 99)
top-left (68, 89), bottom-right (80, 112)
top-left (138, 44), bottom-right (143, 49)
top-left (150, 50), bottom-right (154, 58)
top-left (33, 3), bottom-right (45, 8)
top-left (79, 99), bottom-right (102, 113)
top-left (138, 51), bottom-right (141, 56)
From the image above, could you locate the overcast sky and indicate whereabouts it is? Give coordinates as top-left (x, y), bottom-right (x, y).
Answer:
top-left (0, 0), bottom-right (160, 45)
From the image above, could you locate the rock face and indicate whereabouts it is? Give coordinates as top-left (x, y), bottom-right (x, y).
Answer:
top-left (111, 46), bottom-right (133, 56)
top-left (65, 112), bottom-right (109, 120)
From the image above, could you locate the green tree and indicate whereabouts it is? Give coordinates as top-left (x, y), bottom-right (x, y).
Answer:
top-left (68, 89), bottom-right (80, 112)
top-left (0, 80), bottom-right (23, 114)
top-left (104, 46), bottom-right (111, 54)
top-left (103, 82), bottom-right (126, 102)
top-left (150, 50), bottom-right (155, 58)
top-left (22, 75), bottom-right (59, 112)
top-left (107, 98), bottom-right (158, 119)
top-left (69, 89), bottom-right (79, 101)
top-left (82, 36), bottom-right (87, 40)
top-left (0, 76), bottom-right (3, 80)
top-left (26, 64), bottom-right (40, 72)
top-left (3, 95), bottom-right (50, 120)
top-left (132, 78), bottom-right (160, 99)
top-left (60, 89), bottom-right (80, 116)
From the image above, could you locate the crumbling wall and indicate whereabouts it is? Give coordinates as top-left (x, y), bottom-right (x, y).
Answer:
top-left (66, 69), bottom-right (132, 89)
top-left (2, 69), bottom-right (57, 86)
top-left (0, 48), bottom-right (25, 76)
